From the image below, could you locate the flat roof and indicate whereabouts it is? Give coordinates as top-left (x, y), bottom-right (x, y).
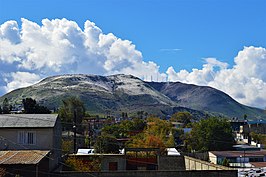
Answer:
top-left (0, 114), bottom-right (58, 128)
top-left (0, 150), bottom-right (49, 165)
top-left (167, 148), bottom-right (180, 156)
top-left (210, 150), bottom-right (266, 157)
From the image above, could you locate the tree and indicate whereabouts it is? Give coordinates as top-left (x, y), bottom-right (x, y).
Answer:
top-left (101, 118), bottom-right (146, 139)
top-left (170, 112), bottom-right (192, 127)
top-left (22, 98), bottom-right (51, 114)
top-left (0, 106), bottom-right (2, 114)
top-left (65, 156), bottom-right (100, 172)
top-left (222, 158), bottom-right (230, 167)
top-left (186, 117), bottom-right (235, 152)
top-left (58, 97), bottom-right (85, 132)
top-left (94, 134), bottom-right (120, 154)
top-left (2, 98), bottom-right (10, 114)
top-left (250, 132), bottom-right (263, 143)
top-left (137, 111), bottom-right (143, 119)
top-left (23, 98), bottom-right (37, 113)
top-left (128, 117), bottom-right (175, 154)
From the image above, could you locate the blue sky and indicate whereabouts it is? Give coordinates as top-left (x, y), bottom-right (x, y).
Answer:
top-left (1, 0), bottom-right (265, 71)
top-left (0, 0), bottom-right (266, 108)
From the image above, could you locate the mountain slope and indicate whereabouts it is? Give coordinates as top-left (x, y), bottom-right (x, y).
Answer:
top-left (148, 82), bottom-right (265, 119)
top-left (0, 74), bottom-right (265, 119)
top-left (0, 74), bottom-right (176, 115)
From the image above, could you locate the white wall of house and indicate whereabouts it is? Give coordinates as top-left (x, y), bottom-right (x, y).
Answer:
top-left (208, 152), bottom-right (217, 164)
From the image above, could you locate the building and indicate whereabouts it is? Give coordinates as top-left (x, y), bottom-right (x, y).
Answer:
top-left (0, 114), bottom-right (62, 172)
top-left (209, 150), bottom-right (266, 168)
top-left (241, 120), bottom-right (266, 135)
top-left (60, 148), bottom-right (237, 177)
top-left (0, 150), bottom-right (50, 177)
top-left (234, 120), bottom-right (266, 146)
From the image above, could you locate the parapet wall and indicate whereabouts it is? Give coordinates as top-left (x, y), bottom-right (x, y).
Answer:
top-left (184, 156), bottom-right (234, 170)
top-left (158, 156), bottom-right (185, 170)
top-left (55, 170), bottom-right (237, 177)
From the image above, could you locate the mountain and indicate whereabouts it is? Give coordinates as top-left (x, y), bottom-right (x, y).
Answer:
top-left (148, 82), bottom-right (265, 119)
top-left (0, 74), bottom-right (265, 119)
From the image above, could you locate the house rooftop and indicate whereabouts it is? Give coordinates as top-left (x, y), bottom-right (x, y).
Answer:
top-left (0, 150), bottom-right (49, 164)
top-left (250, 162), bottom-right (266, 168)
top-left (210, 150), bottom-right (266, 157)
top-left (0, 114), bottom-right (58, 128)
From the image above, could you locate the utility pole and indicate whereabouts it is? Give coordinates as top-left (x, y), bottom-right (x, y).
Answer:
top-left (73, 109), bottom-right (77, 154)
top-left (88, 122), bottom-right (91, 148)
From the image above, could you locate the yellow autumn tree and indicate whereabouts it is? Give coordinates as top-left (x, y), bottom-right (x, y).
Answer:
top-left (65, 156), bottom-right (100, 172)
top-left (128, 117), bottom-right (174, 154)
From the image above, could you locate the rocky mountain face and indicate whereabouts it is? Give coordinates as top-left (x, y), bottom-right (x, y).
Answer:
top-left (0, 74), bottom-right (265, 119)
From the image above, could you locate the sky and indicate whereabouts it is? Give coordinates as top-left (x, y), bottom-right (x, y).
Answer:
top-left (0, 0), bottom-right (266, 108)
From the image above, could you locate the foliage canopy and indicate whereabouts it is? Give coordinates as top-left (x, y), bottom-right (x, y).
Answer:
top-left (128, 117), bottom-right (175, 154)
top-left (186, 117), bottom-right (235, 152)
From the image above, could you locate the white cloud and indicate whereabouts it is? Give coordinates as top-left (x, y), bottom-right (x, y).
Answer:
top-left (0, 18), bottom-right (165, 94)
top-left (4, 72), bottom-right (41, 92)
top-left (167, 46), bottom-right (266, 108)
top-left (160, 48), bottom-right (182, 52)
top-left (0, 18), bottom-right (266, 108)
top-left (0, 20), bottom-right (21, 44)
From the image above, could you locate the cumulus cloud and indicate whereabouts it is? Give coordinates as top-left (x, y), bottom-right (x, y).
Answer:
top-left (0, 18), bottom-right (166, 95)
top-left (167, 46), bottom-right (266, 108)
top-left (3, 72), bottom-right (41, 92)
top-left (0, 18), bottom-right (266, 108)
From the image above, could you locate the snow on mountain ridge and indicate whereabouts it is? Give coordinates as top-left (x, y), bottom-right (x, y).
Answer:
top-left (33, 74), bottom-right (115, 92)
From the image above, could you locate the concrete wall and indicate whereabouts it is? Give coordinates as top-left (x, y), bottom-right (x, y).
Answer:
top-left (51, 118), bottom-right (62, 171)
top-left (55, 170), bottom-right (237, 177)
top-left (209, 152), bottom-right (218, 164)
top-left (101, 155), bottom-right (126, 171)
top-left (158, 156), bottom-right (185, 171)
top-left (0, 128), bottom-right (54, 150)
top-left (184, 156), bottom-right (233, 171)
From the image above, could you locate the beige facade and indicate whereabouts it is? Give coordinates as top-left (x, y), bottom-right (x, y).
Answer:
top-left (0, 114), bottom-right (61, 171)
top-left (0, 128), bottom-right (54, 150)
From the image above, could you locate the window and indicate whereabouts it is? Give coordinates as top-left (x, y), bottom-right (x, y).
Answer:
top-left (18, 131), bottom-right (36, 145)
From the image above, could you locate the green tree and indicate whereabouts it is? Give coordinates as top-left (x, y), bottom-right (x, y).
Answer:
top-left (101, 118), bottom-right (146, 139)
top-left (186, 117), bottom-right (235, 152)
top-left (101, 124), bottom-right (123, 138)
top-left (2, 98), bottom-right (10, 114)
top-left (137, 111), bottom-right (144, 119)
top-left (120, 118), bottom-right (146, 133)
top-left (22, 98), bottom-right (51, 114)
top-left (58, 97), bottom-right (85, 132)
top-left (250, 132), bottom-right (263, 143)
top-left (222, 158), bottom-right (230, 167)
top-left (23, 98), bottom-right (37, 113)
top-left (170, 112), bottom-right (192, 127)
top-left (94, 134), bottom-right (120, 154)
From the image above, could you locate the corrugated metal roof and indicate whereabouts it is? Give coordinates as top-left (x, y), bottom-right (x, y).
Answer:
top-left (250, 162), bottom-right (266, 168)
top-left (0, 114), bottom-right (58, 128)
top-left (0, 150), bottom-right (49, 164)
